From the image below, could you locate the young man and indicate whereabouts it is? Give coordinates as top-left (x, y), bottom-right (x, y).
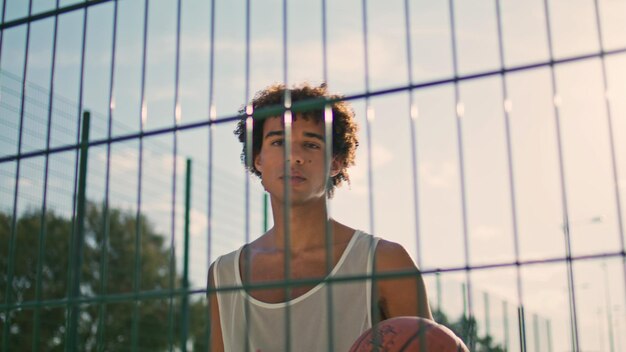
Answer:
top-left (208, 83), bottom-right (432, 351)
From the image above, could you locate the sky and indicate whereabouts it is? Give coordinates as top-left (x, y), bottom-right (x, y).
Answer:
top-left (2, 0), bottom-right (626, 350)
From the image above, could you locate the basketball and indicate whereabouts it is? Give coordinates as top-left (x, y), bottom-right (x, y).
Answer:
top-left (349, 317), bottom-right (469, 352)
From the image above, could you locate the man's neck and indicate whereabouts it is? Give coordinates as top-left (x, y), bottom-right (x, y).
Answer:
top-left (268, 196), bottom-right (335, 252)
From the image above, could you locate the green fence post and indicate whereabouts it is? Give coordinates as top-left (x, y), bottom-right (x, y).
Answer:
top-left (67, 110), bottom-right (91, 351)
top-left (461, 282), bottom-right (467, 339)
top-left (533, 313), bottom-right (539, 352)
top-left (484, 291), bottom-right (490, 337)
top-left (436, 270), bottom-right (442, 313)
top-left (546, 319), bottom-right (553, 352)
top-left (518, 305), bottom-right (527, 352)
top-left (503, 300), bottom-right (509, 351)
top-left (181, 158), bottom-right (192, 351)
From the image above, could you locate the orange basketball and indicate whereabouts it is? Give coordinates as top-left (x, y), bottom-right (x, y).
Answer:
top-left (349, 317), bottom-right (469, 352)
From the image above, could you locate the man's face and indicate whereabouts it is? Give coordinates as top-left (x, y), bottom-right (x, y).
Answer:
top-left (254, 114), bottom-right (339, 205)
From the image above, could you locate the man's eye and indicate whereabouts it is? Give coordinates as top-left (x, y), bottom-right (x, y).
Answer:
top-left (271, 140), bottom-right (284, 146)
top-left (306, 143), bottom-right (321, 149)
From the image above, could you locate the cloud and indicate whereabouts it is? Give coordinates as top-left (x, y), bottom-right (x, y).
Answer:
top-left (105, 148), bottom-right (140, 174)
top-left (470, 225), bottom-right (500, 240)
top-left (419, 160), bottom-right (457, 189)
top-left (139, 199), bottom-right (209, 236)
top-left (157, 152), bottom-right (186, 173)
top-left (189, 208), bottom-right (209, 237)
top-left (346, 142), bottom-right (394, 195)
top-left (371, 143), bottom-right (394, 167)
top-left (97, 147), bottom-right (186, 176)
top-left (1, 174), bottom-right (16, 187)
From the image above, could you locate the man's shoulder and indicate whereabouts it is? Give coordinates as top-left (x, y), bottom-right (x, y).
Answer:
top-left (375, 239), bottom-right (406, 255)
top-left (213, 247), bottom-right (241, 267)
top-left (208, 247), bottom-right (242, 289)
top-left (348, 230), bottom-right (408, 260)
top-left (209, 247), bottom-right (242, 275)
top-left (374, 239), bottom-right (418, 272)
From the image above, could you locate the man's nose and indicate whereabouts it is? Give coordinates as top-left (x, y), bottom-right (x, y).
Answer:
top-left (289, 145), bottom-right (305, 165)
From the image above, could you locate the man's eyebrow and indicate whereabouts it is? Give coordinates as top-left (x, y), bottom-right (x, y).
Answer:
top-left (303, 132), bottom-right (324, 141)
top-left (264, 131), bottom-right (325, 142)
top-left (264, 130), bottom-right (284, 139)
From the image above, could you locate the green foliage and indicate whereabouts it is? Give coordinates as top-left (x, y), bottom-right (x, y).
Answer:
top-left (0, 203), bottom-right (207, 351)
top-left (2, 202), bottom-right (510, 351)
top-left (1, 208), bottom-right (73, 351)
top-left (434, 309), bottom-right (506, 352)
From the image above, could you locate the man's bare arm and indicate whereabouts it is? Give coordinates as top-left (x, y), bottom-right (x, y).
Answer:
top-left (207, 264), bottom-right (224, 352)
top-left (375, 239), bottom-right (433, 321)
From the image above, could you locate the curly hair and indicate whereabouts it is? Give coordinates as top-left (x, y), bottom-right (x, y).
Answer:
top-left (234, 82), bottom-right (359, 198)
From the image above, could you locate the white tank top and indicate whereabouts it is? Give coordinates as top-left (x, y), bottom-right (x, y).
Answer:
top-left (213, 230), bottom-right (380, 352)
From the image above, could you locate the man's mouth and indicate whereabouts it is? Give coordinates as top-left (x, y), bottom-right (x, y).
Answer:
top-left (280, 175), bottom-right (306, 183)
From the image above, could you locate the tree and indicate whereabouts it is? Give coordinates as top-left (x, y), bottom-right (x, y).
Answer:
top-left (433, 309), bottom-right (506, 352)
top-left (0, 202), bottom-right (205, 351)
top-left (3, 202), bottom-right (509, 351)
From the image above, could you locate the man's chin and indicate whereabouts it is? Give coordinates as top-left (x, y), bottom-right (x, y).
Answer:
top-left (271, 192), bottom-right (326, 206)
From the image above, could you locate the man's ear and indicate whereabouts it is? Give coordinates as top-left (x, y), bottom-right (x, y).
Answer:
top-left (330, 157), bottom-right (342, 177)
top-left (254, 153), bottom-right (263, 174)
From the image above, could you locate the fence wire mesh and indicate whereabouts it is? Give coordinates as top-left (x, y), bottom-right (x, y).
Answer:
top-left (1, 0), bottom-right (626, 351)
